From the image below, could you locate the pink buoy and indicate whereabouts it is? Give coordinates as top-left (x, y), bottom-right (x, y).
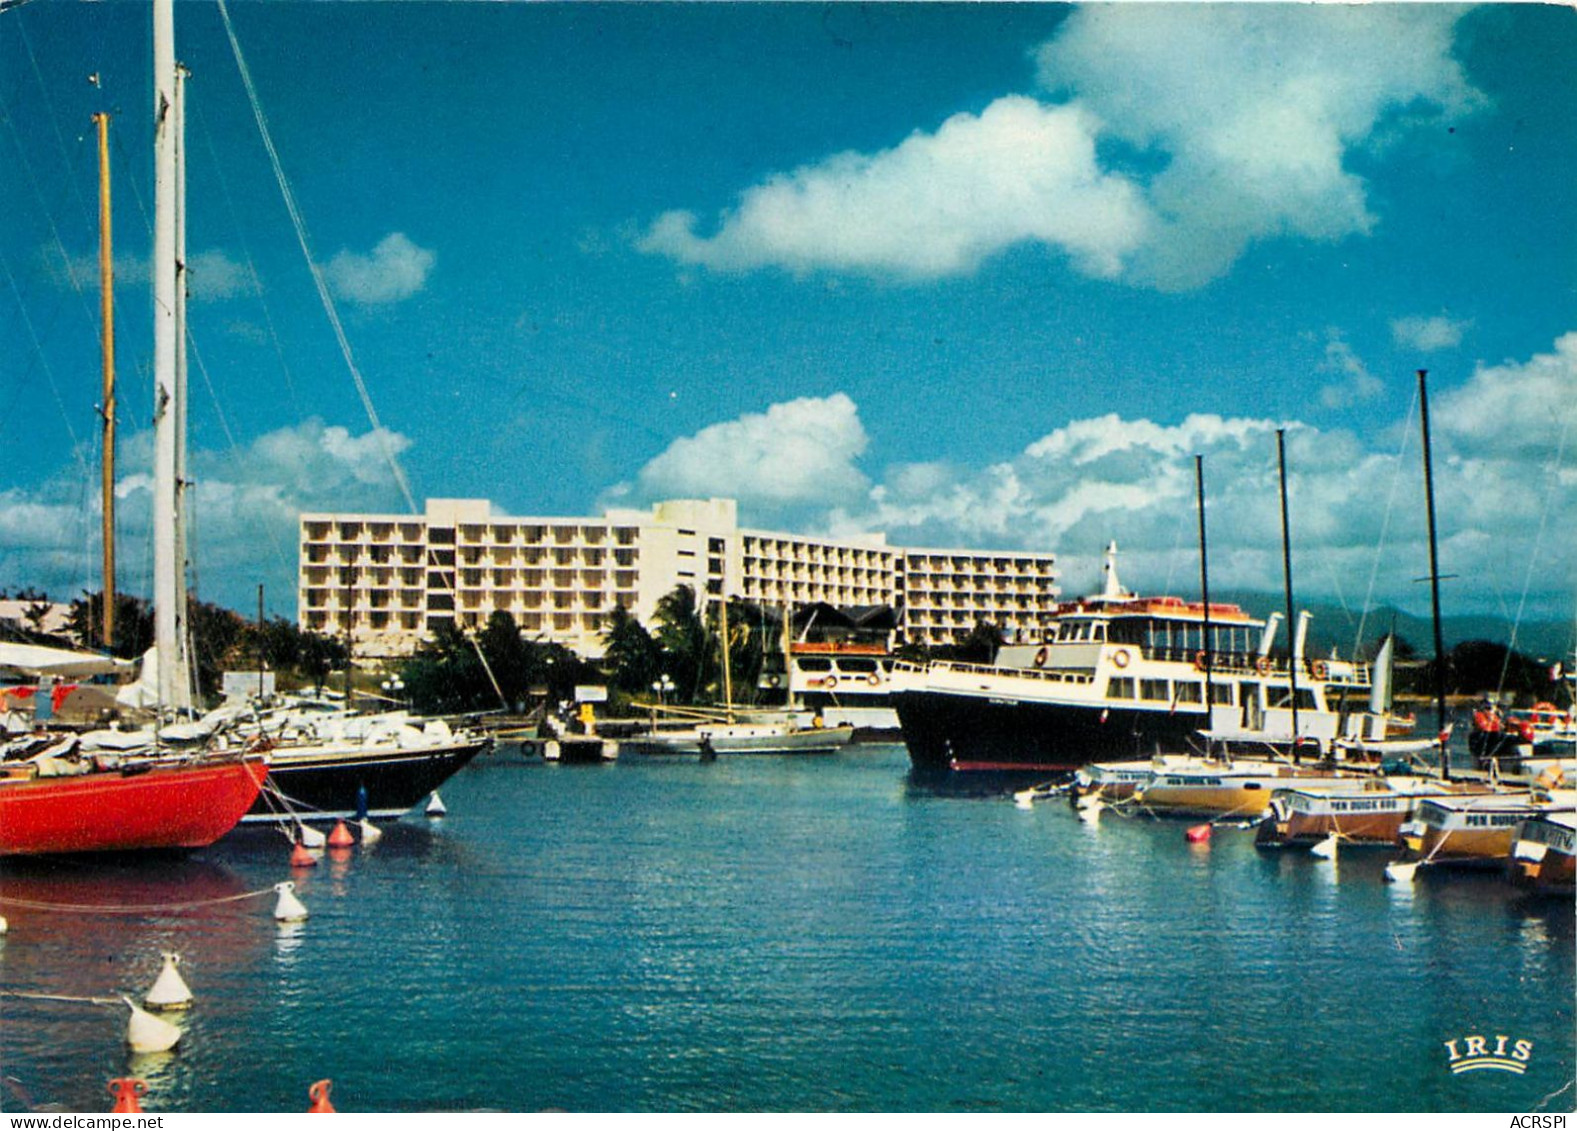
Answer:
top-left (108, 1078), bottom-right (146, 1113)
top-left (1185, 823), bottom-right (1212, 843)
top-left (308, 1079), bottom-right (336, 1113)
top-left (290, 842), bottom-right (318, 868)
top-left (327, 821), bottom-right (354, 849)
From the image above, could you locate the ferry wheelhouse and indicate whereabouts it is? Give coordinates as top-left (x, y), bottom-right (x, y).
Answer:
top-left (891, 544), bottom-right (1373, 773)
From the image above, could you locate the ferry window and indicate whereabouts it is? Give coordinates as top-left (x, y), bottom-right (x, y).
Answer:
top-left (1211, 683), bottom-right (1234, 705)
top-left (1296, 688), bottom-right (1318, 711)
top-left (1092, 623), bottom-right (1107, 641)
top-left (1108, 677), bottom-right (1136, 699)
top-left (798, 658), bottom-right (832, 672)
top-left (1140, 679), bottom-right (1169, 701)
top-left (839, 658), bottom-right (877, 673)
top-left (1175, 682), bottom-right (1203, 704)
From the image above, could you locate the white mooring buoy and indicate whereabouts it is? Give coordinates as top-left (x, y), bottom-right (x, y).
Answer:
top-left (1309, 834), bottom-right (1339, 861)
top-left (144, 951), bottom-right (193, 1011)
top-left (297, 824), bottom-right (327, 849)
top-left (273, 881), bottom-right (310, 923)
top-left (1078, 799), bottom-right (1104, 823)
top-left (358, 818), bottom-right (383, 845)
top-left (425, 791), bottom-right (447, 817)
top-left (123, 996), bottom-right (182, 1053)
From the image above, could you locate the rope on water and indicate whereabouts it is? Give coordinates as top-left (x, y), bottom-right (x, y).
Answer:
top-left (0, 885), bottom-right (278, 915)
top-left (0, 989), bottom-right (120, 1007)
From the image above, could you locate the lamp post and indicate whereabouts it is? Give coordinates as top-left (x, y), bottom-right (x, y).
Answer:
top-left (381, 677), bottom-right (406, 712)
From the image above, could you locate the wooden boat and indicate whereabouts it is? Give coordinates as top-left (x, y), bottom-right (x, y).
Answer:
top-left (1393, 788), bottom-right (1577, 871)
top-left (1507, 810), bottom-right (1576, 894)
top-left (1254, 774), bottom-right (1496, 850)
top-left (1129, 757), bottom-right (1361, 820)
top-left (621, 718), bottom-right (855, 757)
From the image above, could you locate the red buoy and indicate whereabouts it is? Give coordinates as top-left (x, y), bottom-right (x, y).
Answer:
top-left (108, 1078), bottom-right (146, 1113)
top-left (1185, 823), bottom-right (1212, 843)
top-left (290, 842), bottom-right (318, 868)
top-left (307, 1079), bottom-right (336, 1113)
top-left (327, 821), bottom-right (354, 849)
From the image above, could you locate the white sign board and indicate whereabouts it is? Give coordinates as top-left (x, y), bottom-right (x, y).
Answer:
top-left (574, 684), bottom-right (608, 703)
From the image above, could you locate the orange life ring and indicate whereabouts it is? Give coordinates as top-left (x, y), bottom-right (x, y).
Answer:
top-left (1311, 660), bottom-right (1329, 680)
top-left (824, 674), bottom-right (839, 689)
top-left (1255, 656), bottom-right (1270, 675)
top-left (1111, 648), bottom-right (1130, 669)
top-left (1194, 651), bottom-right (1208, 671)
top-left (866, 673), bottom-right (881, 687)
top-left (1033, 647), bottom-right (1049, 668)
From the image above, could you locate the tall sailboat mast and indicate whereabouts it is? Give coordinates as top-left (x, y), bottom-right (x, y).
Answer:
top-left (1417, 369), bottom-right (1451, 782)
top-left (152, 0), bottom-right (193, 713)
top-left (1276, 429), bottom-right (1302, 756)
top-left (93, 111), bottom-right (116, 651)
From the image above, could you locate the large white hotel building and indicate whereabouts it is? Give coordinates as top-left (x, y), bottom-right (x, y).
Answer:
top-left (298, 498), bottom-right (1060, 658)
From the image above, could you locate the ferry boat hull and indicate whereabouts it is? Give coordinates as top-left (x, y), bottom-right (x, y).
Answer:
top-left (894, 689), bottom-right (1204, 773)
top-left (0, 756), bottom-right (267, 856)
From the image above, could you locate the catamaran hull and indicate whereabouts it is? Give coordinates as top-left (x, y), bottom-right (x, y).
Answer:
top-left (246, 739), bottom-right (488, 822)
top-left (0, 757), bottom-right (267, 856)
top-left (893, 689), bottom-right (1204, 773)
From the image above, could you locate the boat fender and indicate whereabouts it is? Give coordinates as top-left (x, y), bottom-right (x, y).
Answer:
top-left (1111, 648), bottom-right (1130, 669)
top-left (1033, 647), bottom-right (1048, 668)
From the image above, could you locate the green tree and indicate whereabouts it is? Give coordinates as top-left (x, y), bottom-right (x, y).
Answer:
top-left (602, 603), bottom-right (662, 694)
top-left (479, 611), bottom-right (530, 710)
top-left (67, 591), bottom-right (154, 657)
top-left (654, 585), bottom-right (713, 703)
top-left (299, 632), bottom-right (349, 695)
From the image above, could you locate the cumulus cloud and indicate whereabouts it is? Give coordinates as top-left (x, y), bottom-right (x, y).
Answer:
top-left (639, 98), bottom-right (1149, 280)
top-left (610, 334), bottom-right (1572, 618)
top-left (638, 6), bottom-right (1481, 290)
top-left (323, 233), bottom-right (435, 305)
top-left (1432, 332), bottom-right (1577, 459)
top-left (617, 394), bottom-right (870, 511)
top-left (1318, 333), bottom-right (1384, 409)
top-left (0, 420), bottom-right (414, 612)
top-left (1392, 315), bottom-right (1470, 352)
top-left (44, 246), bottom-right (253, 302)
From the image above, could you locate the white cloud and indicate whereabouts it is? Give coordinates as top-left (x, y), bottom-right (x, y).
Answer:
top-left (1318, 332), bottom-right (1384, 409)
top-left (0, 420), bottom-right (414, 610)
top-left (44, 246), bottom-right (253, 302)
top-left (1432, 332), bottom-right (1577, 459)
top-left (639, 98), bottom-right (1149, 280)
top-left (618, 394), bottom-right (869, 510)
top-left (639, 6), bottom-right (1481, 291)
top-left (1391, 315), bottom-right (1470, 352)
top-left (1036, 5), bottom-right (1480, 290)
top-left (323, 233), bottom-right (435, 305)
top-left (621, 334), bottom-right (1573, 619)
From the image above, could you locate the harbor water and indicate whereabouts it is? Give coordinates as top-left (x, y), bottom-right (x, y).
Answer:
top-left (1, 744), bottom-right (1571, 1113)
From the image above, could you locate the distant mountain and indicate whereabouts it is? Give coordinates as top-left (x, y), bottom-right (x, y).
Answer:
top-left (1207, 590), bottom-right (1576, 664)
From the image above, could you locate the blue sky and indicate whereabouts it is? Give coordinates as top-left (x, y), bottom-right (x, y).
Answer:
top-left (2, 2), bottom-right (1574, 635)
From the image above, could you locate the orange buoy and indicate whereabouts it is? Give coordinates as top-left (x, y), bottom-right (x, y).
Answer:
top-left (290, 842), bottom-right (318, 868)
top-left (327, 821), bottom-right (354, 848)
top-left (108, 1078), bottom-right (146, 1113)
top-left (1185, 823), bottom-right (1212, 843)
top-left (307, 1079), bottom-right (336, 1113)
